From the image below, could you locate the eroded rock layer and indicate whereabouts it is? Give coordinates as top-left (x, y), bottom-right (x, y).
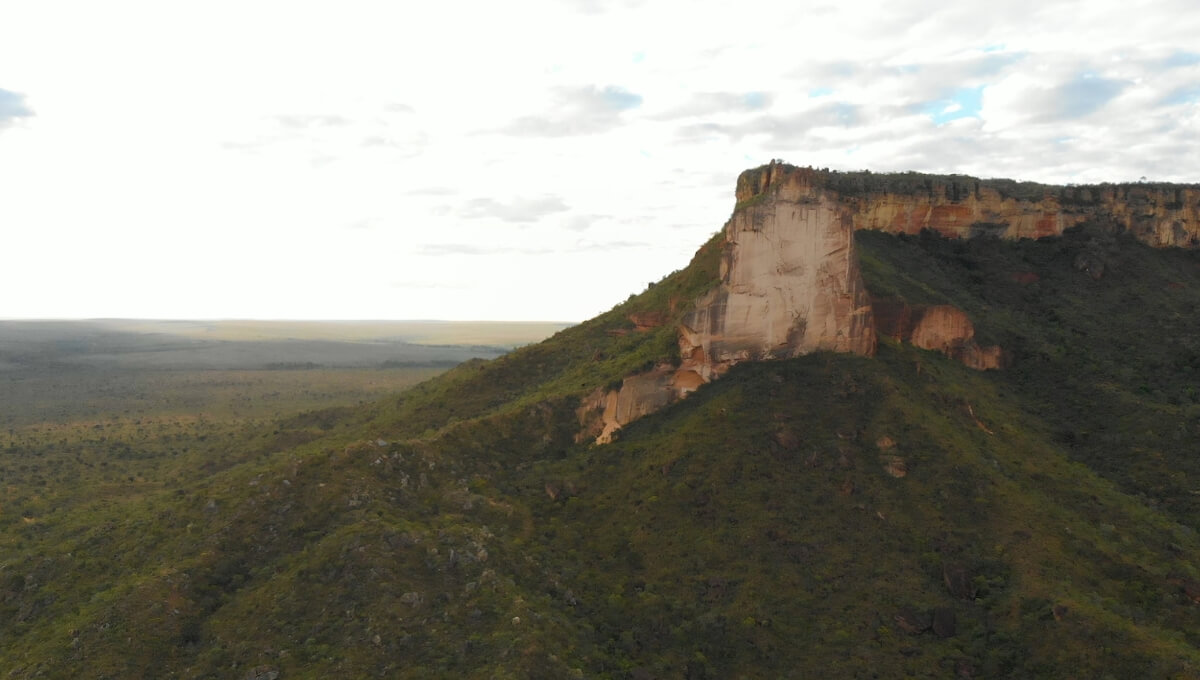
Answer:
top-left (680, 188), bottom-right (878, 374)
top-left (577, 162), bottom-right (1200, 444)
top-left (740, 162), bottom-right (1200, 247)
top-left (872, 298), bottom-right (1006, 371)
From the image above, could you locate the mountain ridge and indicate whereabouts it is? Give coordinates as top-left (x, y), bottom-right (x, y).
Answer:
top-left (742, 161), bottom-right (1200, 247)
top-left (578, 162), bottom-right (1200, 444)
top-left (3, 162), bottom-right (1199, 678)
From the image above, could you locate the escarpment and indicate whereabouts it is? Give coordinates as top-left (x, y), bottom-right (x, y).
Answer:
top-left (680, 179), bottom-right (878, 371)
top-left (577, 162), bottom-right (1200, 444)
top-left (745, 161), bottom-right (1200, 247)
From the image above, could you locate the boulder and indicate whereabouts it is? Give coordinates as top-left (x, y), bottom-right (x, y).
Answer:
top-left (931, 607), bottom-right (957, 638)
top-left (882, 455), bottom-right (908, 478)
top-left (894, 606), bottom-right (932, 634)
top-left (942, 563), bottom-right (976, 600)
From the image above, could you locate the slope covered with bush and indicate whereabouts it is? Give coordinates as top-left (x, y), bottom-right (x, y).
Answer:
top-left (4, 221), bottom-right (1200, 679)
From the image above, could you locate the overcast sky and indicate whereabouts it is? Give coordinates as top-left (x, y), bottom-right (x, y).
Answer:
top-left (2, 1), bottom-right (1198, 321)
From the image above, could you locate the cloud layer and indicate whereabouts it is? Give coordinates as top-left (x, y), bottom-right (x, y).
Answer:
top-left (0, 88), bottom-right (32, 129)
top-left (497, 85), bottom-right (644, 137)
top-left (0, 0), bottom-right (1198, 321)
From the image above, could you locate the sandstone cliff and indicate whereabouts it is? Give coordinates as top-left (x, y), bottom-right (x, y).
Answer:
top-left (739, 162), bottom-right (1200, 247)
top-left (577, 162), bottom-right (1200, 444)
top-left (679, 179), bottom-right (878, 375)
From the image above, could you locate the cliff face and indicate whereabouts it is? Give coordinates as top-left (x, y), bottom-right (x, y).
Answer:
top-left (577, 162), bottom-right (1200, 444)
top-left (740, 163), bottom-right (1200, 247)
top-left (579, 169), bottom-right (879, 444)
top-left (680, 187), bottom-right (877, 375)
top-left (855, 185), bottom-right (1200, 246)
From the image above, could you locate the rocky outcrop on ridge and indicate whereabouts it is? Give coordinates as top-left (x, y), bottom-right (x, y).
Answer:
top-left (871, 298), bottom-right (1006, 371)
top-left (576, 162), bottom-right (1200, 444)
top-left (680, 184), bottom-right (877, 373)
top-left (743, 161), bottom-right (1200, 247)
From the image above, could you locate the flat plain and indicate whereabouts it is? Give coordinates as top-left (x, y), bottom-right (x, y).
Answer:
top-left (0, 319), bottom-right (566, 554)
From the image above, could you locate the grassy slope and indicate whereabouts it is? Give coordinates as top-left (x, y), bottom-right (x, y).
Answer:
top-left (3, 224), bottom-right (1200, 678)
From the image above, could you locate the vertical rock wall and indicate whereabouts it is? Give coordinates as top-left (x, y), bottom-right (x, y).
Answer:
top-left (578, 171), bottom-right (877, 444)
top-left (577, 162), bottom-right (1200, 444)
top-left (680, 190), bottom-right (877, 376)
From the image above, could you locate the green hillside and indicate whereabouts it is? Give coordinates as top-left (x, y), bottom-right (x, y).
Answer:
top-left (3, 222), bottom-right (1199, 679)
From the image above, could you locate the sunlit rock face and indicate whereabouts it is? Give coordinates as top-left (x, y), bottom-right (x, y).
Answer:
top-left (680, 182), bottom-right (877, 377)
top-left (578, 167), bottom-right (877, 444)
top-left (873, 298), bottom-right (1006, 371)
top-left (845, 179), bottom-right (1200, 247)
top-left (576, 162), bottom-right (1200, 444)
top-left (740, 161), bottom-right (1200, 246)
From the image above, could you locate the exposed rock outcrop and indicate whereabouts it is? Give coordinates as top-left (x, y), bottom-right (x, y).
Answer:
top-left (680, 184), bottom-right (877, 377)
top-left (744, 162), bottom-right (1200, 247)
top-left (873, 298), bottom-right (1006, 370)
top-left (576, 162), bottom-right (1200, 444)
top-left (576, 365), bottom-right (697, 444)
top-left (578, 170), bottom-right (877, 443)
top-left (628, 310), bottom-right (668, 331)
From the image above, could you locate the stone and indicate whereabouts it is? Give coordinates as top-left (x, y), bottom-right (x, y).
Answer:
top-left (882, 455), bottom-right (907, 478)
top-left (931, 607), bottom-right (957, 638)
top-left (894, 606), bottom-right (931, 634)
top-left (576, 366), bottom-right (681, 444)
top-left (245, 666), bottom-right (280, 680)
top-left (628, 310), bottom-right (668, 331)
top-left (576, 162), bottom-right (1200, 444)
top-left (909, 306), bottom-right (974, 354)
top-left (871, 298), bottom-right (1004, 370)
top-left (681, 184), bottom-right (878, 372)
top-left (774, 428), bottom-right (800, 450)
top-left (943, 564), bottom-right (976, 600)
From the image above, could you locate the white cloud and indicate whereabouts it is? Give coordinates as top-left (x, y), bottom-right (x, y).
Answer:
top-left (0, 0), bottom-right (1198, 321)
top-left (0, 88), bottom-right (33, 128)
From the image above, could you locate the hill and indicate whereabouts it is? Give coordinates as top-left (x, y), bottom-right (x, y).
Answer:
top-left (3, 164), bottom-right (1199, 679)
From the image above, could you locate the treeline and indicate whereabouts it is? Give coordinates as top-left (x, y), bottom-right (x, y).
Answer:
top-left (759, 161), bottom-right (1199, 205)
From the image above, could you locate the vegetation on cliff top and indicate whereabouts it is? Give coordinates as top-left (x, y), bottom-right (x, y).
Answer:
top-left (739, 160), bottom-right (1200, 204)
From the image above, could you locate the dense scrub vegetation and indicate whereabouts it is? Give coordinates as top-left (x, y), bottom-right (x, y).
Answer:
top-left (3, 224), bottom-right (1200, 678)
top-left (741, 161), bottom-right (1198, 204)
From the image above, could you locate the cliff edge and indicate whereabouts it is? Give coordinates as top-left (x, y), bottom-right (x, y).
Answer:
top-left (740, 162), bottom-right (1200, 247)
top-left (578, 162), bottom-right (1200, 443)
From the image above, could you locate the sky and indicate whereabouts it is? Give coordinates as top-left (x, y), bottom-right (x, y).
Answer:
top-left (1, 0), bottom-right (1198, 322)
